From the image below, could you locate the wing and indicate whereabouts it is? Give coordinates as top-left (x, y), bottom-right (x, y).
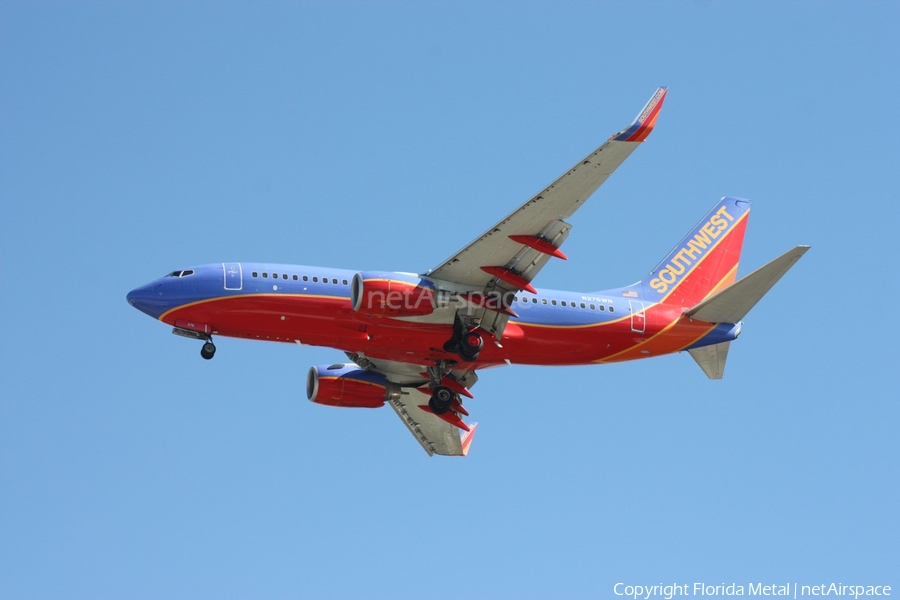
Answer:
top-left (360, 89), bottom-right (667, 455)
top-left (387, 387), bottom-right (477, 457)
top-left (346, 353), bottom-right (478, 456)
top-left (427, 87), bottom-right (667, 297)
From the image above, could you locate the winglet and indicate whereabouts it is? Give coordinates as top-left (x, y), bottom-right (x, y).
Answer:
top-left (460, 423), bottom-right (477, 456)
top-left (612, 87), bottom-right (668, 142)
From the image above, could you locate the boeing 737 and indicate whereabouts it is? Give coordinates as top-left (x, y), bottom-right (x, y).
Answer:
top-left (127, 87), bottom-right (809, 456)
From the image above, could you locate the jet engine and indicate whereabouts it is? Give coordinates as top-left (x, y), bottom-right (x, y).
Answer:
top-left (350, 271), bottom-right (435, 318)
top-left (306, 364), bottom-right (401, 408)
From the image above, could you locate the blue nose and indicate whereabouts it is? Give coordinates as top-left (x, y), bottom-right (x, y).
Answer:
top-left (126, 283), bottom-right (168, 319)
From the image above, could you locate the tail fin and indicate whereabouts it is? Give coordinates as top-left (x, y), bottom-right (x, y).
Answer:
top-left (641, 197), bottom-right (751, 307)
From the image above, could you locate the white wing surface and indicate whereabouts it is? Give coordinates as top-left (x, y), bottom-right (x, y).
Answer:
top-left (427, 87), bottom-right (668, 296)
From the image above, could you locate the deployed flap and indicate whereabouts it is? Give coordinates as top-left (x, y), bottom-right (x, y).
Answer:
top-left (427, 87), bottom-right (667, 292)
top-left (387, 387), bottom-right (477, 457)
top-left (688, 342), bottom-right (730, 379)
top-left (686, 245), bottom-right (810, 324)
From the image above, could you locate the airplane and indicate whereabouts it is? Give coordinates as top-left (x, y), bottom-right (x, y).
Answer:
top-left (126, 87), bottom-right (809, 456)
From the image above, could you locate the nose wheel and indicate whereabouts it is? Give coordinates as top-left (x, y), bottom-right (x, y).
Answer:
top-left (200, 340), bottom-right (216, 360)
top-left (171, 326), bottom-right (218, 360)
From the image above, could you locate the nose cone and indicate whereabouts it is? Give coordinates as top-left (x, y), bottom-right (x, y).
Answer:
top-left (126, 282), bottom-right (168, 319)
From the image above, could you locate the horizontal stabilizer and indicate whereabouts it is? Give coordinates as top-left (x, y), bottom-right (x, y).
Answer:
top-left (689, 342), bottom-right (730, 379)
top-left (686, 245), bottom-right (810, 324)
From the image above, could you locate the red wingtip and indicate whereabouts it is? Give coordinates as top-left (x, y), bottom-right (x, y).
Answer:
top-left (460, 423), bottom-right (477, 456)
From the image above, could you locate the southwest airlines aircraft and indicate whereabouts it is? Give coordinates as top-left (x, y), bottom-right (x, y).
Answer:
top-left (127, 88), bottom-right (809, 456)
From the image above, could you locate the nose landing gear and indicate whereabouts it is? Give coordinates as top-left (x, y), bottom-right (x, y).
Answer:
top-left (171, 327), bottom-right (217, 360)
top-left (200, 341), bottom-right (216, 360)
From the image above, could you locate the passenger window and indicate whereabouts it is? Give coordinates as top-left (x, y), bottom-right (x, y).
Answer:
top-left (561, 301), bottom-right (567, 307)
top-left (293, 275), bottom-right (298, 281)
top-left (609, 306), bottom-right (615, 313)
top-left (532, 298), bottom-right (537, 304)
top-left (313, 277), bottom-right (318, 283)
top-left (580, 303), bottom-right (586, 309)
top-left (541, 299), bottom-right (547, 305)
top-left (590, 304), bottom-right (595, 310)
top-left (303, 275), bottom-right (308, 282)
top-left (263, 273), bottom-right (268, 278)
top-left (282, 274), bottom-right (287, 280)
top-left (342, 279), bottom-right (348, 285)
top-left (551, 300), bottom-right (557, 306)
top-left (599, 305), bottom-right (605, 311)
top-left (252, 272), bottom-right (258, 278)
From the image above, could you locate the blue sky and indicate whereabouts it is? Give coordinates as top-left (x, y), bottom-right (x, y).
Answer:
top-left (1, 2), bottom-right (897, 599)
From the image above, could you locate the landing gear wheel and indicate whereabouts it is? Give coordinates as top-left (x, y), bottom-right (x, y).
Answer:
top-left (458, 330), bottom-right (484, 361)
top-left (200, 342), bottom-right (216, 360)
top-left (428, 385), bottom-right (456, 415)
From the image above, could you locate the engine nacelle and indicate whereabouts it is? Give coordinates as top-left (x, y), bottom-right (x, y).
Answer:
top-left (306, 364), bottom-right (400, 408)
top-left (350, 271), bottom-right (435, 318)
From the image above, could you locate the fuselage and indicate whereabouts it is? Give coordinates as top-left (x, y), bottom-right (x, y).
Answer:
top-left (126, 262), bottom-right (739, 368)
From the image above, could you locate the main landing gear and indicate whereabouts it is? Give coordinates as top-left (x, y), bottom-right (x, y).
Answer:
top-left (423, 362), bottom-right (472, 422)
top-left (443, 315), bottom-right (486, 362)
top-left (424, 376), bottom-right (472, 432)
top-left (428, 385), bottom-right (456, 414)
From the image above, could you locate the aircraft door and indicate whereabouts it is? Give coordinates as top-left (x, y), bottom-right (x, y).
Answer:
top-left (223, 262), bottom-right (243, 291)
top-left (629, 300), bottom-right (646, 334)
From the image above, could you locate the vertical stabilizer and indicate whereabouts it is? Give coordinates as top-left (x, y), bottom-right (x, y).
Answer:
top-left (641, 197), bottom-right (751, 308)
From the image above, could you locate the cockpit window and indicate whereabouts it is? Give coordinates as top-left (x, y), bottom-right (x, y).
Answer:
top-left (166, 269), bottom-right (195, 278)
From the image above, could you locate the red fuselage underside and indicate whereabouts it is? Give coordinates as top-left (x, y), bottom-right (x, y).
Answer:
top-left (162, 294), bottom-right (716, 367)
